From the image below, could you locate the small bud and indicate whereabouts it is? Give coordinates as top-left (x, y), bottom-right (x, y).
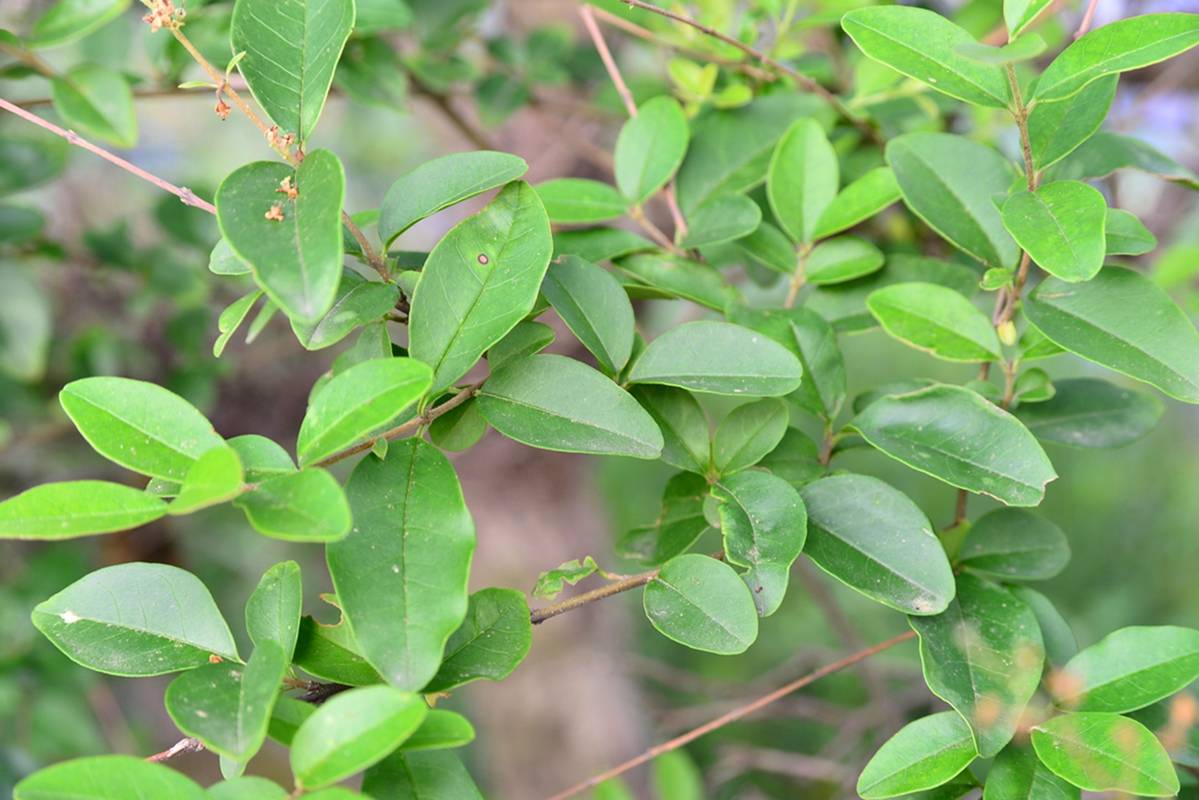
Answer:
top-left (265, 204), bottom-right (285, 222)
top-left (214, 96), bottom-right (231, 120)
top-left (997, 320), bottom-right (1018, 347)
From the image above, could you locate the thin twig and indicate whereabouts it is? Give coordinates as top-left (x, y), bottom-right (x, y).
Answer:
top-left (530, 569), bottom-right (659, 624)
top-left (409, 80), bottom-right (496, 150)
top-left (1075, 0), bottom-right (1101, 39)
top-left (0, 98), bottom-right (217, 214)
top-left (784, 244), bottom-right (811, 308)
top-left (146, 737), bottom-right (204, 762)
top-left (544, 631), bottom-right (917, 800)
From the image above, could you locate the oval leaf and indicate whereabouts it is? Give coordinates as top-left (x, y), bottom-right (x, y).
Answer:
top-left (542, 256), bottom-right (635, 374)
top-left (423, 588), bottom-right (532, 693)
top-left (235, 468), bottom-right (351, 542)
top-left (1015, 377), bottom-right (1163, 448)
top-left (767, 118), bottom-right (838, 244)
top-left (857, 711), bottom-right (978, 799)
top-left (1053, 625), bottom-right (1199, 713)
top-left (615, 96), bottom-right (689, 204)
top-left (1001, 181), bottom-right (1107, 282)
top-left (1031, 713), bottom-right (1180, 797)
top-left (0, 481), bottom-right (167, 540)
top-left (14, 755), bottom-right (205, 800)
top-left (868, 282), bottom-right (1001, 362)
top-left (642, 554), bottom-right (759, 655)
top-left (957, 508), bottom-right (1070, 581)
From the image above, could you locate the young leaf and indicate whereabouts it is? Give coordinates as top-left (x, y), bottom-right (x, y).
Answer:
top-left (628, 320), bottom-right (804, 397)
top-left (857, 711), bottom-right (978, 799)
top-left (1025, 267), bottom-right (1199, 403)
top-left (812, 166), bottom-right (901, 240)
top-left (235, 468), bottom-right (351, 542)
top-left (534, 178), bottom-right (627, 224)
top-left (801, 474), bottom-right (955, 615)
top-left (13, 755), bottom-right (205, 800)
top-left (230, 0), bottom-right (355, 142)
top-left (614, 96), bottom-right (689, 204)
top-left (983, 742), bottom-right (1079, 800)
top-left (51, 65), bottom-right (137, 148)
top-left (290, 274), bottom-right (400, 351)
top-left (868, 282), bottom-right (1002, 362)
top-left (631, 386), bottom-right (710, 474)
top-left (478, 354), bottom-right (664, 459)
top-left (1105, 208), bottom-right (1157, 256)
top-left (911, 574), bottom-right (1044, 757)
top-left (0, 481), bottom-right (167, 540)
top-left (59, 377), bottom-right (224, 482)
top-left (767, 118), bottom-right (838, 244)
top-left (1031, 713), bottom-right (1180, 796)
top-left (379, 151), bottom-right (528, 246)
top-left (1001, 182), bottom-right (1107, 282)
top-left (229, 434), bottom-right (296, 482)
top-left (169, 444), bottom-right (245, 515)
top-left (291, 685), bottom-right (427, 790)
top-left (293, 616), bottom-right (382, 686)
top-left (1015, 377), bottom-right (1163, 448)
top-left (401, 710), bottom-right (476, 752)
top-left (643, 554), bottom-right (759, 655)
top-left (363, 751), bottom-right (484, 800)
top-left (216, 151), bottom-right (346, 322)
top-left (1053, 626), bottom-right (1199, 713)
top-left (887, 133), bottom-right (1019, 269)
top-left (854, 384), bottom-right (1056, 506)
top-left (533, 557), bottom-right (599, 599)
top-left (408, 181), bottom-right (552, 392)
top-left (1034, 13), bottom-right (1199, 102)
top-left (32, 562), bottom-right (238, 676)
top-left (712, 398), bottom-right (789, 475)
top-left (1027, 76), bottom-right (1117, 172)
top-left (329, 440), bottom-right (474, 691)
top-left (215, 290), bottom-right (263, 357)
top-left (246, 561), bottom-right (303, 660)
top-left (296, 358), bottom-right (432, 466)
top-left (679, 194), bottom-right (762, 249)
top-left (542, 255), bottom-right (635, 374)
top-left (618, 473), bottom-right (710, 566)
top-left (841, 6), bottom-right (1009, 107)
top-left (424, 588), bottom-right (532, 693)
top-left (957, 508), bottom-right (1070, 581)
top-left (805, 236), bottom-right (885, 285)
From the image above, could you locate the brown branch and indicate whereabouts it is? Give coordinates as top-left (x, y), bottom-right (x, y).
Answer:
top-left (146, 736), bottom-right (204, 762)
top-left (409, 80), bottom-right (496, 151)
top-left (544, 630), bottom-right (917, 800)
top-left (1075, 0), bottom-right (1101, 39)
top-left (0, 98), bottom-right (217, 214)
top-left (581, 6), bottom-right (638, 118)
top-left (530, 568), bottom-right (658, 624)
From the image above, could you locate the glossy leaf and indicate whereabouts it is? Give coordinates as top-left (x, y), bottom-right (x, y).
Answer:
top-left (631, 386), bottom-right (709, 474)
top-left (293, 616), bottom-right (382, 686)
top-left (1105, 208), bottom-right (1157, 256)
top-left (643, 554), bottom-right (759, 655)
top-left (488, 320), bottom-right (555, 371)
top-left (235, 468), bottom-right (351, 542)
top-left (854, 384), bottom-right (1056, 506)
top-left (1054, 626), bottom-right (1199, 713)
top-left (712, 398), bottom-right (789, 475)
top-left (542, 255), bottom-right (635, 373)
top-left (32, 562), bottom-right (238, 676)
top-left (614, 96), bottom-right (689, 204)
top-left (553, 226), bottom-right (654, 263)
top-left (1025, 267), bottom-right (1199, 403)
top-left (805, 236), bottom-right (884, 285)
top-left (291, 274), bottom-right (400, 351)
top-left (1002, 182), bottom-right (1107, 282)
top-left (958, 508), bottom-right (1070, 581)
top-left (330, 440), bottom-right (474, 690)
top-left (910, 574), bottom-right (1044, 756)
top-left (424, 588), bottom-right (532, 693)
top-left (170, 445), bottom-right (245, 515)
top-left (534, 179), bottom-right (627, 224)
top-left (479, 354), bottom-right (663, 459)
top-left (1005, 0), bottom-right (1054, 38)
top-left (1015, 377), bottom-right (1163, 448)
top-left (1047, 130), bottom-right (1199, 188)
top-left (615, 252), bottom-right (735, 311)
top-left (215, 290), bottom-right (262, 358)
top-left (408, 181), bottom-right (552, 392)
top-left (983, 742), bottom-right (1079, 800)
top-left (1027, 76), bottom-right (1117, 172)
top-left (768, 118), bottom-right (838, 244)
top-left (400, 710), bottom-right (476, 752)
top-left (812, 166), bottom-right (901, 240)
top-left (51, 64), bottom-right (136, 148)
top-left (362, 751), bottom-right (484, 799)
top-left (230, 0), bottom-right (355, 141)
top-left (857, 712), bottom-right (978, 799)
top-left (13, 755), bottom-right (204, 800)
top-left (868, 282), bottom-right (1001, 362)
top-left (0, 481), bottom-right (166, 540)
top-left (618, 472), bottom-right (710, 566)
top-left (1031, 713), bottom-right (1179, 796)
top-left (246, 561), bottom-right (303, 659)
top-left (679, 194), bottom-right (762, 249)
top-left (1010, 585), bottom-right (1078, 666)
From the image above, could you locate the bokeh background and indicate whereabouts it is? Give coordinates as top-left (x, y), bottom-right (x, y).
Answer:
top-left (1, 0), bottom-right (1198, 797)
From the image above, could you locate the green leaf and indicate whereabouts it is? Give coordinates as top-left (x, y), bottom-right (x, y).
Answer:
top-left (983, 742), bottom-right (1079, 800)
top-left (246, 561), bottom-right (303, 660)
top-left (614, 96), bottom-right (689, 204)
top-left (210, 238), bottom-right (252, 276)
top-left (812, 166), bottom-right (901, 240)
top-left (479, 354), bottom-right (664, 459)
top-left (423, 588), bottom-right (531, 693)
top-left (32, 562), bottom-right (238, 676)
top-left (290, 274), bottom-right (400, 350)
top-left (400, 710), bottom-right (476, 752)
top-left (1031, 713), bottom-right (1179, 796)
top-left (628, 320), bottom-right (804, 397)
top-left (760, 428), bottom-right (824, 486)
top-left (618, 472), bottom-right (710, 566)
top-left (553, 226), bottom-right (654, 263)
top-left (533, 557), bottom-right (599, 599)
top-left (230, 0), bottom-right (355, 141)
top-left (713, 398), bottom-right (789, 475)
top-left (293, 616), bottom-right (382, 686)
top-left (1034, 13), bottom-right (1199, 102)
top-left (730, 220), bottom-right (796, 274)
top-left (615, 253), bottom-right (735, 311)
top-left (679, 194), bottom-right (762, 249)
top-left (14, 755), bottom-right (205, 800)
top-left (26, 0), bottom-right (131, 48)
top-left (805, 236), bottom-right (885, 285)
top-left (956, 34), bottom-right (1047, 65)
top-left (857, 711), bottom-right (978, 799)
top-left (1025, 267), bottom-right (1199, 403)
top-left (51, 64), bottom-right (136, 148)
top-left (353, 0), bottom-right (413, 34)
top-left (542, 256), bottom-right (635, 374)
top-left (207, 776), bottom-right (290, 800)
top-left (1005, 0), bottom-right (1054, 38)
top-left (1027, 76), bottom-right (1117, 172)
top-left (291, 685), bottom-right (427, 790)
top-left (842, 6), bottom-right (1009, 108)
top-left (1053, 626), bottom-right (1199, 713)
top-left (229, 435), bottom-right (296, 482)
top-left (487, 320), bottom-right (555, 371)
top-left (235, 468), bottom-right (351, 542)
top-left (868, 282), bottom-right (1001, 362)
top-left (362, 751), bottom-right (484, 799)
top-left (408, 181), bottom-right (552, 392)
top-left (296, 358), bottom-right (431, 466)
top-left (1046, 131), bottom-right (1199, 188)
top-left (60, 376), bottom-right (224, 482)
top-left (1009, 585), bottom-right (1077, 666)
top-left (216, 151), bottom-right (346, 322)
top-left (164, 641), bottom-right (286, 761)
top-left (631, 386), bottom-right (710, 474)
top-left (1104, 208), bottom-right (1157, 256)
top-left (534, 179), bottom-right (627, 224)
top-left (170, 445), bottom-right (246, 515)
top-left (801, 474), bottom-right (955, 615)
top-left (910, 574), bottom-right (1044, 757)
top-left (887, 133), bottom-right (1019, 269)
top-left (428, 398), bottom-right (488, 452)
top-left (643, 554), bottom-right (759, 655)
top-left (0, 127), bottom-right (68, 195)
top-left (853, 384), bottom-right (1056, 507)
top-left (1001, 181), bottom-right (1107, 282)
top-left (0, 263), bottom-right (50, 382)
top-left (1015, 377), bottom-right (1163, 448)
top-left (651, 751), bottom-right (703, 800)
top-left (330, 440), bottom-right (474, 690)
top-left (379, 151), bottom-right (528, 247)
top-left (0, 481), bottom-right (166, 540)
top-left (215, 290), bottom-right (263, 358)
top-left (958, 508), bottom-right (1070, 581)
top-left (767, 118), bottom-right (838, 244)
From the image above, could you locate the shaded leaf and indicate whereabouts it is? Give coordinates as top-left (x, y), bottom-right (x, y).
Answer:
top-left (424, 588), bottom-right (531, 693)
